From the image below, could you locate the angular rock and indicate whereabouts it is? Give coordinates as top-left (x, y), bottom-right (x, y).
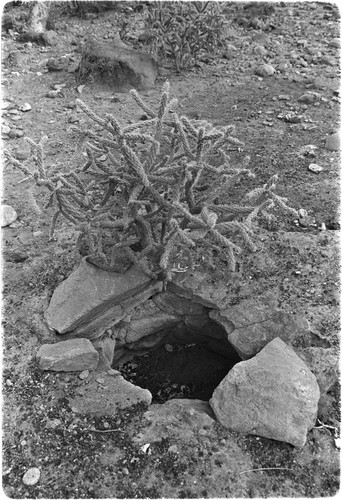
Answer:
top-left (78, 39), bottom-right (158, 91)
top-left (37, 338), bottom-right (99, 372)
top-left (1, 204), bottom-right (18, 227)
top-left (70, 371), bottom-right (152, 416)
top-left (152, 291), bottom-right (207, 317)
top-left (92, 333), bottom-right (116, 371)
top-left (116, 299), bottom-right (180, 345)
top-left (210, 298), bottom-right (310, 359)
top-left (45, 258), bottom-right (162, 338)
top-left (168, 270), bottom-right (230, 308)
top-left (210, 338), bottom-right (320, 447)
top-left (325, 133), bottom-right (340, 151)
top-left (133, 399), bottom-right (216, 445)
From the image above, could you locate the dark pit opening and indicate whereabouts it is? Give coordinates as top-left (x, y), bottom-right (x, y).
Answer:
top-left (116, 335), bottom-right (241, 403)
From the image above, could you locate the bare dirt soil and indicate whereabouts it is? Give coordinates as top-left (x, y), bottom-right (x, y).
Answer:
top-left (1, 1), bottom-right (341, 498)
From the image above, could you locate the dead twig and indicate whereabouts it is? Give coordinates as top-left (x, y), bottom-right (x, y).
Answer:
top-left (87, 428), bottom-right (124, 433)
top-left (239, 467), bottom-right (294, 475)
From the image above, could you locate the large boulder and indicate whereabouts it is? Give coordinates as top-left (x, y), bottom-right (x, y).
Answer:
top-left (36, 338), bottom-right (99, 372)
top-left (210, 297), bottom-right (310, 359)
top-left (78, 39), bottom-right (158, 91)
top-left (210, 338), bottom-right (320, 447)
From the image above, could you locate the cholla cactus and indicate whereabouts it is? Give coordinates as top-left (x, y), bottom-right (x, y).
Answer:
top-left (4, 82), bottom-right (298, 282)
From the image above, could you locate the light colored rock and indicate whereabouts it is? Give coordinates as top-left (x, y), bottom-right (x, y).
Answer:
top-left (1, 204), bottom-right (18, 227)
top-left (92, 333), bottom-right (116, 370)
top-left (210, 298), bottom-right (310, 359)
top-left (117, 300), bottom-right (180, 344)
top-left (308, 163), bottom-right (323, 174)
top-left (325, 133), bottom-right (340, 151)
top-left (255, 64), bottom-right (276, 77)
top-left (36, 338), bottom-right (99, 371)
top-left (22, 467), bottom-right (40, 486)
top-left (79, 39), bottom-right (158, 90)
top-left (45, 258), bottom-right (162, 337)
top-left (19, 103), bottom-right (32, 112)
top-left (133, 399), bottom-right (216, 445)
top-left (70, 371), bottom-right (152, 416)
top-left (210, 338), bottom-right (320, 447)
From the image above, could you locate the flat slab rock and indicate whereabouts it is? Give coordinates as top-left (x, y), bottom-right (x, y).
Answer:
top-left (69, 370), bottom-right (152, 416)
top-left (210, 338), bottom-right (320, 447)
top-left (45, 259), bottom-right (157, 336)
top-left (36, 338), bottom-right (99, 372)
top-left (134, 399), bottom-right (216, 445)
top-left (210, 297), bottom-right (310, 359)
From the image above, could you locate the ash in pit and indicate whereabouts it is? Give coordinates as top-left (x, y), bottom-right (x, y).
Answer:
top-left (116, 339), bottom-right (241, 403)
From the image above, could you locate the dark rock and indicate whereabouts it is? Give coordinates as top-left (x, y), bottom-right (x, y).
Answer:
top-left (3, 249), bottom-right (28, 263)
top-left (46, 57), bottom-right (68, 71)
top-left (77, 39), bottom-right (158, 91)
top-left (210, 338), bottom-right (320, 447)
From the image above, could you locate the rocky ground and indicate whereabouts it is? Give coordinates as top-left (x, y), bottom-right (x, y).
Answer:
top-left (1, 1), bottom-right (341, 498)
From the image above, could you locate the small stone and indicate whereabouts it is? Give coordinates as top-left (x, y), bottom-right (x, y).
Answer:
top-left (22, 467), bottom-right (40, 486)
top-left (164, 344), bottom-right (173, 352)
top-left (2, 125), bottom-right (11, 134)
top-left (168, 444), bottom-right (178, 454)
top-left (255, 64), bottom-right (276, 77)
top-left (325, 133), bottom-right (340, 151)
top-left (122, 467), bottom-right (129, 475)
top-left (96, 377), bottom-right (105, 384)
top-left (298, 93), bottom-right (319, 104)
top-left (319, 56), bottom-right (336, 66)
top-left (36, 72), bottom-right (43, 76)
top-left (298, 209), bottom-right (308, 218)
top-left (329, 38), bottom-right (340, 48)
top-left (299, 215), bottom-right (316, 227)
top-left (278, 94), bottom-right (290, 100)
top-left (297, 39), bottom-right (308, 47)
top-left (79, 370), bottom-right (90, 380)
top-left (19, 103), bottom-right (32, 112)
top-left (8, 129), bottom-right (24, 138)
top-left (308, 163), bottom-right (323, 174)
top-left (1, 205), bottom-right (18, 227)
top-left (15, 148), bottom-right (30, 160)
top-left (6, 379), bottom-right (13, 386)
top-left (20, 440), bottom-right (27, 446)
top-left (46, 418), bottom-right (62, 429)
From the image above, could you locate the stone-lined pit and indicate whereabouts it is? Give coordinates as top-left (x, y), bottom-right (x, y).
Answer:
top-left (114, 323), bottom-right (242, 403)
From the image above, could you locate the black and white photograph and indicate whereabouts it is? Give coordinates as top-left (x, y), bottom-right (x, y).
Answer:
top-left (1, 0), bottom-right (340, 498)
